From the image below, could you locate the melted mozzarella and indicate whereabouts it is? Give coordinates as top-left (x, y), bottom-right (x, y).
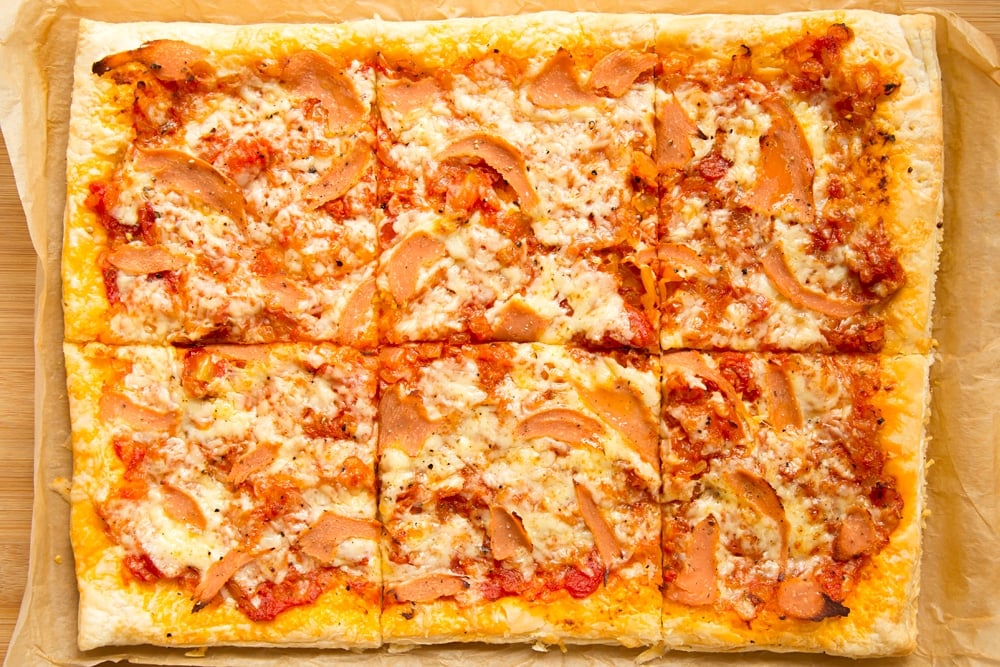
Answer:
top-left (380, 345), bottom-right (660, 592)
top-left (81, 345), bottom-right (379, 601)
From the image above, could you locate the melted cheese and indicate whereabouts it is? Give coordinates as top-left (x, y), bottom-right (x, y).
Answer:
top-left (386, 60), bottom-right (653, 249)
top-left (384, 219), bottom-right (527, 341)
top-left (662, 353), bottom-right (896, 622)
top-left (88, 55), bottom-right (376, 345)
top-left (515, 254), bottom-right (636, 346)
top-left (378, 53), bottom-right (655, 346)
top-left (70, 343), bottom-right (380, 615)
top-left (659, 63), bottom-right (908, 352)
top-left (62, 13), bottom-right (936, 652)
top-left (379, 345), bottom-right (660, 596)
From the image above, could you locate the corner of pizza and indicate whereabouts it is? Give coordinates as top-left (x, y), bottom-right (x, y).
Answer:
top-left (60, 8), bottom-right (941, 659)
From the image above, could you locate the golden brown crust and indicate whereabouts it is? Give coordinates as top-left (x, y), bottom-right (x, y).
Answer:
top-left (377, 13), bottom-right (654, 68)
top-left (883, 15), bottom-right (944, 354)
top-left (383, 582), bottom-right (662, 647)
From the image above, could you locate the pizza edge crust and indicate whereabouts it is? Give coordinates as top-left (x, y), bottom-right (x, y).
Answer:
top-left (883, 14), bottom-right (945, 355)
top-left (381, 581), bottom-right (663, 648)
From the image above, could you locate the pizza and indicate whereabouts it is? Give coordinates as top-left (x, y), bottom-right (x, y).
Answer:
top-left (377, 343), bottom-right (661, 645)
top-left (653, 13), bottom-right (941, 354)
top-left (658, 351), bottom-right (928, 655)
top-left (60, 9), bottom-right (942, 658)
top-left (376, 15), bottom-right (658, 349)
top-left (64, 342), bottom-right (381, 649)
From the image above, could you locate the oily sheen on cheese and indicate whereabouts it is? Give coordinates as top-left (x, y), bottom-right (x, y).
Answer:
top-left (61, 10), bottom-right (941, 658)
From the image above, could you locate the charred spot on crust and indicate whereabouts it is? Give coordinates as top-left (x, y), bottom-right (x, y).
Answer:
top-left (813, 594), bottom-right (851, 621)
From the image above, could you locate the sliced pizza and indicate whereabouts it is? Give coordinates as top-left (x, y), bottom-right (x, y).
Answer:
top-left (653, 12), bottom-right (942, 354)
top-left (58, 11), bottom-right (942, 657)
top-left (377, 343), bottom-right (661, 646)
top-left (375, 14), bottom-right (659, 349)
top-left (658, 350), bottom-right (928, 656)
top-left (65, 342), bottom-right (381, 648)
top-left (63, 20), bottom-right (380, 346)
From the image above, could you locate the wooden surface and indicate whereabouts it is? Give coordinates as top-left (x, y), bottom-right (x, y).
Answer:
top-left (0, 127), bottom-right (37, 661)
top-left (0, 8), bottom-right (996, 664)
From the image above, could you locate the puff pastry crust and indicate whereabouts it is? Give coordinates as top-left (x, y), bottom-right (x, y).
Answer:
top-left (61, 11), bottom-right (940, 656)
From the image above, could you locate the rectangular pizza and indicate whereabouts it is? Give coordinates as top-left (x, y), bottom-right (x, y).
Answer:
top-left (377, 343), bottom-right (661, 646)
top-left (63, 21), bottom-right (382, 346)
top-left (659, 351), bottom-right (928, 655)
top-left (59, 9), bottom-right (942, 658)
top-left (64, 342), bottom-right (381, 649)
top-left (375, 15), bottom-right (658, 350)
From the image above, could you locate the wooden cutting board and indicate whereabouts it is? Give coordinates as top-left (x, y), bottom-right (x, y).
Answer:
top-left (0, 6), bottom-right (996, 661)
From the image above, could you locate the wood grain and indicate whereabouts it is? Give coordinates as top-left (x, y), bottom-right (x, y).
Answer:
top-left (0, 128), bottom-right (38, 661)
top-left (0, 7), bottom-right (996, 663)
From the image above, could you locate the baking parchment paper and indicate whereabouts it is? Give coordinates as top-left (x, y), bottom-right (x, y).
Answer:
top-left (0, 0), bottom-right (997, 664)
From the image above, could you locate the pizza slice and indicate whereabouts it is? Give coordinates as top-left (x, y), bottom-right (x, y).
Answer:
top-left (653, 12), bottom-right (942, 354)
top-left (65, 342), bottom-right (381, 649)
top-left (63, 20), bottom-right (380, 346)
top-left (377, 343), bottom-right (661, 646)
top-left (375, 14), bottom-right (659, 349)
top-left (658, 350), bottom-right (928, 656)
